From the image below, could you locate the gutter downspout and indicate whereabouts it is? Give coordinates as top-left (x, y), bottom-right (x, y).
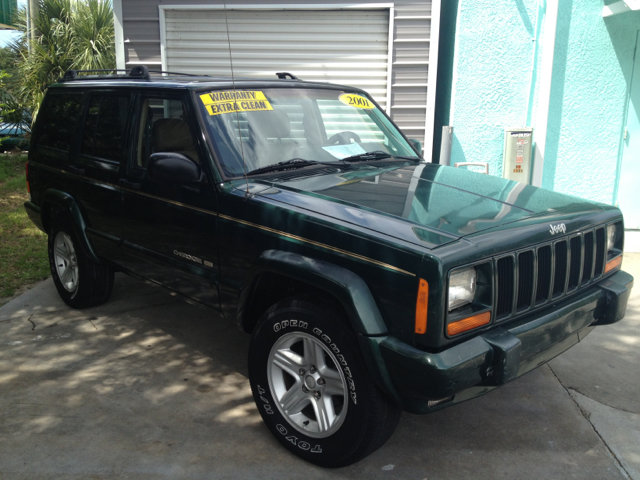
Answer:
top-left (531, 0), bottom-right (559, 187)
top-left (113, 0), bottom-right (125, 71)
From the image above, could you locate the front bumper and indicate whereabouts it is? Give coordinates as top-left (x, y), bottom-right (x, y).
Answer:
top-left (363, 270), bottom-right (633, 414)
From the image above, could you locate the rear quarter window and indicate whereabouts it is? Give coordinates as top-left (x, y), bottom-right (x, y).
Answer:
top-left (34, 92), bottom-right (83, 152)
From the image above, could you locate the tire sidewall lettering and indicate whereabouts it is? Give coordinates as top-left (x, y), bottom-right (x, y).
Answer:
top-left (273, 319), bottom-right (308, 333)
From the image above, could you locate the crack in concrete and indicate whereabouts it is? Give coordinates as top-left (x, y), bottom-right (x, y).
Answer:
top-left (27, 315), bottom-right (36, 331)
top-left (548, 365), bottom-right (632, 480)
top-left (567, 385), bottom-right (640, 416)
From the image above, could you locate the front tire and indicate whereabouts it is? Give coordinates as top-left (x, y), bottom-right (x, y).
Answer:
top-left (48, 212), bottom-right (114, 309)
top-left (248, 297), bottom-right (400, 467)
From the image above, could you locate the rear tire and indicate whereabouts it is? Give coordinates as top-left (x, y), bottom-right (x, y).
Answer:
top-left (248, 297), bottom-right (400, 467)
top-left (48, 212), bottom-right (114, 309)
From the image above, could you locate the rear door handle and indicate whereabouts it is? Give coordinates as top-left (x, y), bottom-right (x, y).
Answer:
top-left (119, 178), bottom-right (141, 190)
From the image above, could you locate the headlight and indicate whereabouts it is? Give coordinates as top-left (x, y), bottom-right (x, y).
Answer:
top-left (607, 224), bottom-right (617, 252)
top-left (449, 267), bottom-right (476, 311)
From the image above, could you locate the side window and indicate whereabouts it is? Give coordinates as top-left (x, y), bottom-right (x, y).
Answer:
top-left (136, 97), bottom-right (200, 168)
top-left (35, 93), bottom-right (83, 151)
top-left (81, 95), bottom-right (130, 162)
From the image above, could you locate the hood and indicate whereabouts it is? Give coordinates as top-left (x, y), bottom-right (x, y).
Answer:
top-left (242, 163), bottom-right (607, 249)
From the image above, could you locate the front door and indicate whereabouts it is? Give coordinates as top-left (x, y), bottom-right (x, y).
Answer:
top-left (617, 32), bottom-right (640, 229)
top-left (118, 93), bottom-right (221, 309)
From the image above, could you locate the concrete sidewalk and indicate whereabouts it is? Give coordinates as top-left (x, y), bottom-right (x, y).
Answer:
top-left (0, 256), bottom-right (638, 479)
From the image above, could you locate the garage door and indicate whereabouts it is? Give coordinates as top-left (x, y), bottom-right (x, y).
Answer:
top-left (161, 8), bottom-right (391, 110)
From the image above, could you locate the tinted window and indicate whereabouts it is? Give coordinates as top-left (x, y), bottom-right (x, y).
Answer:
top-left (36, 93), bottom-right (83, 151)
top-left (81, 95), bottom-right (130, 162)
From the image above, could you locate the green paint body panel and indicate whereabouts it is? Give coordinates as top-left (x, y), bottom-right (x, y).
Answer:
top-left (24, 76), bottom-right (634, 413)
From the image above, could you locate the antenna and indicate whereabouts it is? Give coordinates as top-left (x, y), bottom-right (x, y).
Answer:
top-left (222, 3), bottom-right (250, 195)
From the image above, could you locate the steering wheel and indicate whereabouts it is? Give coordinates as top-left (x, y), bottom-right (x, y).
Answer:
top-left (327, 131), bottom-right (362, 145)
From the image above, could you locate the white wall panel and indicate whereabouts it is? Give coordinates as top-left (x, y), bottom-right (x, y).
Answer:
top-left (163, 8), bottom-right (391, 108)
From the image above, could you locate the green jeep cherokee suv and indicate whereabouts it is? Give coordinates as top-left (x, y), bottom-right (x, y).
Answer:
top-left (24, 67), bottom-right (633, 467)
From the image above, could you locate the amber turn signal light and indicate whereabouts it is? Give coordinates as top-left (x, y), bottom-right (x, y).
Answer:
top-left (415, 279), bottom-right (429, 334)
top-left (447, 311), bottom-right (491, 336)
top-left (605, 256), bottom-right (622, 273)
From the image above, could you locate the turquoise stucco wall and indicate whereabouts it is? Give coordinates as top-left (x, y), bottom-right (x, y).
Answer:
top-left (448, 0), bottom-right (640, 205)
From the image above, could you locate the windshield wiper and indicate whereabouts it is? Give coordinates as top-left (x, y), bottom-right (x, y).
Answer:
top-left (341, 150), bottom-right (419, 163)
top-left (247, 158), bottom-right (343, 176)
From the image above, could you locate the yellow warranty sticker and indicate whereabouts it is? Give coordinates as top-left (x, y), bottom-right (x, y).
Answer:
top-left (199, 91), bottom-right (273, 116)
top-left (338, 93), bottom-right (375, 109)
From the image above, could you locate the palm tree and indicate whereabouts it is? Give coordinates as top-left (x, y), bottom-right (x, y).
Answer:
top-left (10, 0), bottom-right (115, 120)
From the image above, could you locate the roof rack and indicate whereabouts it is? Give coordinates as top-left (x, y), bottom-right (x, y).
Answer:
top-left (60, 66), bottom-right (216, 82)
top-left (60, 67), bottom-right (303, 83)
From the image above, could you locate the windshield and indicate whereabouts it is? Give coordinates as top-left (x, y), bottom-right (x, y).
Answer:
top-left (196, 87), bottom-right (418, 177)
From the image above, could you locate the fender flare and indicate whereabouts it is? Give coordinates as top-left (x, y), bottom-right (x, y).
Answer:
top-left (41, 189), bottom-right (101, 264)
top-left (238, 249), bottom-right (404, 406)
top-left (238, 250), bottom-right (388, 336)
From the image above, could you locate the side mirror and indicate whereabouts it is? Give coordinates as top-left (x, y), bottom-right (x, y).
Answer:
top-left (408, 138), bottom-right (423, 157)
top-left (147, 152), bottom-right (203, 184)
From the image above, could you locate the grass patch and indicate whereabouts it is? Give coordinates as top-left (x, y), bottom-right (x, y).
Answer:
top-left (0, 155), bottom-right (50, 302)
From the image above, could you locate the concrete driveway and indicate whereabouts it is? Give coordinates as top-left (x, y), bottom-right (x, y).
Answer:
top-left (1, 256), bottom-right (639, 479)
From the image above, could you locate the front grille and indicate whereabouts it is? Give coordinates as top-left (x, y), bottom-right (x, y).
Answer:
top-left (495, 226), bottom-right (607, 321)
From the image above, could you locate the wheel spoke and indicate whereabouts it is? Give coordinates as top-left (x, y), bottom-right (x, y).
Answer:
top-left (311, 395), bottom-right (335, 432)
top-left (303, 336), bottom-right (325, 368)
top-left (60, 266), bottom-right (73, 285)
top-left (272, 349), bottom-right (303, 377)
top-left (55, 245), bottom-right (69, 262)
top-left (279, 385), bottom-right (309, 414)
top-left (63, 237), bottom-right (75, 255)
top-left (323, 372), bottom-right (346, 396)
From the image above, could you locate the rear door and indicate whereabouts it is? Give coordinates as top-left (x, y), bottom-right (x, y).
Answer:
top-left (75, 90), bottom-right (134, 260)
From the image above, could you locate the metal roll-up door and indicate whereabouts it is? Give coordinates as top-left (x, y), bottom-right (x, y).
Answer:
top-left (162, 8), bottom-right (391, 109)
